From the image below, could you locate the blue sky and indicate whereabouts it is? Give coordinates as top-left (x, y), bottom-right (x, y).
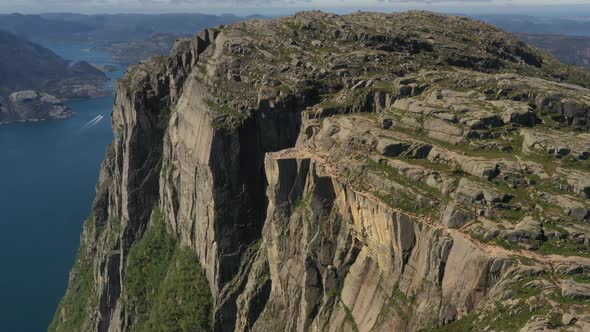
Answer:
top-left (1, 0), bottom-right (589, 15)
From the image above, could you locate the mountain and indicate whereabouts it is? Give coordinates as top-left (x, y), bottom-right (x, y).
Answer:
top-left (472, 14), bottom-right (590, 69)
top-left (0, 13), bottom-right (245, 45)
top-left (517, 33), bottom-right (590, 68)
top-left (0, 30), bottom-right (107, 124)
top-left (475, 14), bottom-right (590, 37)
top-left (50, 11), bottom-right (590, 332)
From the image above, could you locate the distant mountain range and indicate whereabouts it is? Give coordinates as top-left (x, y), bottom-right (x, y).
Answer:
top-left (474, 14), bottom-right (590, 37)
top-left (517, 33), bottom-right (590, 69)
top-left (474, 14), bottom-right (590, 68)
top-left (0, 13), bottom-right (253, 68)
top-left (0, 13), bottom-right (246, 44)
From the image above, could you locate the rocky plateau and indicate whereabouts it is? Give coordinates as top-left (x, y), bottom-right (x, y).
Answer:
top-left (51, 11), bottom-right (590, 332)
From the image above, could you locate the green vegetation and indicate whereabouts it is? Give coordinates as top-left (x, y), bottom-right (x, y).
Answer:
top-left (125, 209), bottom-right (177, 326)
top-left (388, 288), bottom-right (415, 324)
top-left (476, 304), bottom-right (539, 331)
top-left (142, 249), bottom-right (212, 331)
top-left (426, 300), bottom-right (548, 332)
top-left (549, 290), bottom-right (589, 306)
top-left (375, 191), bottom-right (436, 216)
top-left (547, 311), bottom-right (563, 328)
top-left (326, 287), bottom-right (342, 299)
top-left (493, 237), bottom-right (518, 250)
top-left (125, 209), bottom-right (212, 332)
top-left (206, 98), bottom-right (250, 131)
top-left (341, 301), bottom-right (360, 332)
top-left (572, 273), bottom-right (590, 284)
top-left (511, 278), bottom-right (543, 299)
top-left (563, 157), bottom-right (590, 173)
top-left (494, 208), bottom-right (527, 224)
top-left (49, 217), bottom-right (97, 332)
top-left (294, 193), bottom-right (312, 210)
top-left (366, 157), bottom-right (443, 199)
top-left (538, 240), bottom-right (590, 258)
top-left (425, 313), bottom-right (476, 332)
top-left (364, 156), bottom-right (443, 216)
top-left (317, 88), bottom-right (371, 114)
top-left (327, 283), bottom-right (360, 332)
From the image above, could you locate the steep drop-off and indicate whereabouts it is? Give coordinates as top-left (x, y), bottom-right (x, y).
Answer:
top-left (52, 11), bottom-right (590, 332)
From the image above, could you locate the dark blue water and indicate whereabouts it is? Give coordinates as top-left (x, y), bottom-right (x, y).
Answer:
top-left (0, 44), bottom-right (124, 331)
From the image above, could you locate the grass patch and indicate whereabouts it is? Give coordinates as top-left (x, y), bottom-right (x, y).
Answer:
top-left (538, 240), bottom-right (590, 258)
top-left (572, 274), bottom-right (590, 284)
top-left (375, 191), bottom-right (436, 215)
top-left (511, 278), bottom-right (542, 299)
top-left (424, 313), bottom-right (476, 332)
top-left (547, 311), bottom-right (563, 328)
top-left (366, 157), bottom-right (444, 199)
top-left (494, 237), bottom-right (518, 250)
top-left (206, 99), bottom-right (249, 131)
top-left (426, 301), bottom-right (547, 332)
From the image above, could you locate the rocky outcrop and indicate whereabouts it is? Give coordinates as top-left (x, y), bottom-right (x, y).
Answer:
top-left (52, 11), bottom-right (590, 332)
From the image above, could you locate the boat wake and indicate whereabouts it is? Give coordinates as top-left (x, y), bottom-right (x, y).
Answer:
top-left (82, 115), bottom-right (104, 129)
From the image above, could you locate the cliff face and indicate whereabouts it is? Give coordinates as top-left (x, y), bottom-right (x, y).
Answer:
top-left (52, 11), bottom-right (590, 332)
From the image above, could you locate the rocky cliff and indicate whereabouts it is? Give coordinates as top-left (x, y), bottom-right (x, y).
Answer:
top-left (51, 11), bottom-right (590, 332)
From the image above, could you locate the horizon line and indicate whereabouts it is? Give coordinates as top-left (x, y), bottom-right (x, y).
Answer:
top-left (1, 3), bottom-right (589, 17)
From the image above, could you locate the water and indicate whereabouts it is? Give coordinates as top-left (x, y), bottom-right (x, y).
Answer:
top-left (0, 43), bottom-right (124, 331)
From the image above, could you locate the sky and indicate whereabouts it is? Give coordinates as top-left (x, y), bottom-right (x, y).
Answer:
top-left (0, 0), bottom-right (589, 16)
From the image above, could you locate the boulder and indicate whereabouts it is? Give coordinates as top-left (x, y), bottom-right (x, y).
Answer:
top-left (556, 168), bottom-right (590, 198)
top-left (501, 107), bottom-right (539, 127)
top-left (441, 204), bottom-right (474, 228)
top-left (454, 178), bottom-right (511, 206)
top-left (562, 313), bottom-right (576, 326)
top-left (548, 195), bottom-right (590, 221)
top-left (455, 156), bottom-right (499, 180)
top-left (503, 216), bottom-right (545, 246)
